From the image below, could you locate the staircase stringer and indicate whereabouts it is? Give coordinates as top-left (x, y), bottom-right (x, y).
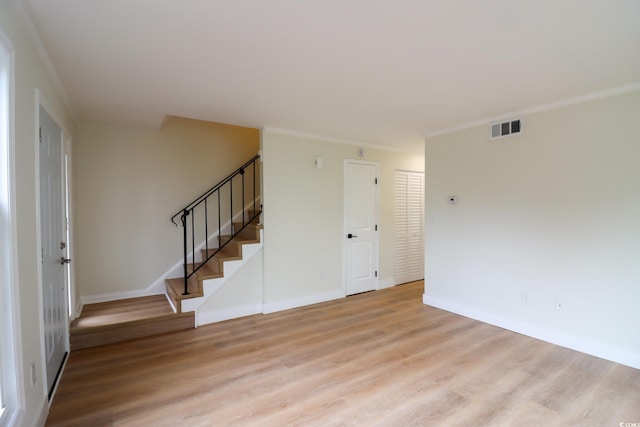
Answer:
top-left (180, 229), bottom-right (263, 324)
top-left (153, 199), bottom-right (261, 299)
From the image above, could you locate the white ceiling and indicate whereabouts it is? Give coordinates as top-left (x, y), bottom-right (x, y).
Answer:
top-left (22, 0), bottom-right (640, 152)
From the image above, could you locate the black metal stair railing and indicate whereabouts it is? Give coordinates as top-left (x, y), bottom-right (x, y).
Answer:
top-left (171, 154), bottom-right (261, 295)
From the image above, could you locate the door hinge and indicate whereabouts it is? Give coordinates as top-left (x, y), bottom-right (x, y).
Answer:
top-left (39, 127), bottom-right (42, 143)
top-left (375, 271), bottom-right (378, 277)
top-left (375, 224), bottom-right (378, 231)
top-left (375, 178), bottom-right (378, 184)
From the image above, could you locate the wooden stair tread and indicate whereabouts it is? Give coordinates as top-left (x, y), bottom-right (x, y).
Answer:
top-left (164, 214), bottom-right (262, 314)
top-left (71, 295), bottom-right (172, 330)
top-left (70, 295), bottom-right (195, 349)
top-left (166, 276), bottom-right (202, 300)
top-left (71, 311), bottom-right (193, 334)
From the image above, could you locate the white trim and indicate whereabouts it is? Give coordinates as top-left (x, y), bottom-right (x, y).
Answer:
top-left (423, 294), bottom-right (640, 370)
top-left (426, 82), bottom-right (640, 138)
top-left (262, 288), bottom-right (344, 314)
top-left (197, 304), bottom-right (263, 326)
top-left (0, 26), bottom-right (25, 427)
top-left (63, 146), bottom-right (77, 320)
top-left (263, 127), bottom-right (422, 155)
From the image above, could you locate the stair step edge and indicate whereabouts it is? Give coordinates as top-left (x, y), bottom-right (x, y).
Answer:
top-left (165, 278), bottom-right (202, 300)
top-left (70, 312), bottom-right (194, 335)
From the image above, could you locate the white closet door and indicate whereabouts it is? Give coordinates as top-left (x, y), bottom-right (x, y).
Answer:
top-left (394, 171), bottom-right (424, 284)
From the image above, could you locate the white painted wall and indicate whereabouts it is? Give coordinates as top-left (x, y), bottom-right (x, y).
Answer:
top-left (197, 248), bottom-right (263, 325)
top-left (0, 1), bottom-right (77, 425)
top-left (262, 129), bottom-right (423, 311)
top-left (424, 90), bottom-right (640, 368)
top-left (75, 118), bottom-right (259, 299)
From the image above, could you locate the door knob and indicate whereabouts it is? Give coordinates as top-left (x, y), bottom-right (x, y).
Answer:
top-left (347, 233), bottom-right (358, 239)
top-left (60, 257), bottom-right (71, 265)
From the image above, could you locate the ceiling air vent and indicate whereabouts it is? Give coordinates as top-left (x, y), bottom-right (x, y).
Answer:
top-left (491, 118), bottom-right (522, 139)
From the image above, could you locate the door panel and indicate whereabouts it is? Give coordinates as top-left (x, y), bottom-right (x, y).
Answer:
top-left (394, 171), bottom-right (425, 284)
top-left (345, 161), bottom-right (378, 295)
top-left (39, 105), bottom-right (68, 397)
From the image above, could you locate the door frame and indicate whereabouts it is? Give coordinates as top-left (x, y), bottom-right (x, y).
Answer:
top-left (35, 90), bottom-right (72, 401)
top-left (343, 159), bottom-right (380, 296)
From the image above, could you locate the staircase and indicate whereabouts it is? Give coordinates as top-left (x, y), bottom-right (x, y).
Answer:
top-left (165, 217), bottom-right (262, 313)
top-left (70, 155), bottom-right (262, 349)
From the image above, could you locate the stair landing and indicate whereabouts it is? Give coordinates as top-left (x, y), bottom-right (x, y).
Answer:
top-left (70, 295), bottom-right (194, 350)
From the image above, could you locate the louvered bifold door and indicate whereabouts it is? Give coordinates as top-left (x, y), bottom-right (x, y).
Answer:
top-left (394, 171), bottom-right (425, 284)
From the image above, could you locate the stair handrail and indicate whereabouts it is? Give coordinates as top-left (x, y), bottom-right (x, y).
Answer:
top-left (171, 154), bottom-right (261, 296)
top-left (170, 154), bottom-right (260, 226)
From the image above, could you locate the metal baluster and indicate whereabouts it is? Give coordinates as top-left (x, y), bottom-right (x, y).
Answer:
top-left (169, 155), bottom-right (261, 293)
top-left (241, 168), bottom-right (245, 227)
top-left (182, 209), bottom-right (189, 295)
top-left (191, 207), bottom-right (195, 289)
top-left (204, 198), bottom-right (208, 259)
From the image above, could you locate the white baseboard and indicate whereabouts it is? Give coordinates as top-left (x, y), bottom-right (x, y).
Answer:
top-left (80, 202), bottom-right (261, 306)
top-left (80, 287), bottom-right (164, 306)
top-left (263, 289), bottom-right (344, 314)
top-left (423, 294), bottom-right (640, 370)
top-left (197, 303), bottom-right (263, 326)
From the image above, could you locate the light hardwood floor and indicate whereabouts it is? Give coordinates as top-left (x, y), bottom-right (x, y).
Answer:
top-left (69, 295), bottom-right (195, 349)
top-left (47, 281), bottom-right (640, 426)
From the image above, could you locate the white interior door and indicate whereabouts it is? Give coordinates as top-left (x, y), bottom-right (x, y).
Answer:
top-left (344, 160), bottom-right (378, 295)
top-left (39, 105), bottom-right (68, 397)
top-left (394, 170), bottom-right (425, 284)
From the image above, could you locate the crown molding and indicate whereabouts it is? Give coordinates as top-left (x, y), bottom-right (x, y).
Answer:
top-left (262, 127), bottom-right (422, 155)
top-left (426, 82), bottom-right (640, 139)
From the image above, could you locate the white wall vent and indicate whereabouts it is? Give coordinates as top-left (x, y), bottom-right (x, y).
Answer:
top-left (490, 118), bottom-right (522, 139)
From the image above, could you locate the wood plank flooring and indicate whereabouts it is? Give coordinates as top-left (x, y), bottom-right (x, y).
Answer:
top-left (48, 281), bottom-right (640, 426)
top-left (70, 295), bottom-right (195, 349)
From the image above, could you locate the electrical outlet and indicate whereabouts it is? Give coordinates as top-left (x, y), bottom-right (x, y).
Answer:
top-left (30, 362), bottom-right (36, 386)
top-left (555, 299), bottom-right (563, 312)
top-left (521, 292), bottom-right (529, 305)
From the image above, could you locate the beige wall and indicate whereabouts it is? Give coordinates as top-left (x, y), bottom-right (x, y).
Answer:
top-left (0, 0), bottom-right (77, 425)
top-left (197, 248), bottom-right (263, 322)
top-left (424, 90), bottom-right (640, 368)
top-left (75, 117), bottom-right (259, 298)
top-left (262, 129), bottom-right (423, 309)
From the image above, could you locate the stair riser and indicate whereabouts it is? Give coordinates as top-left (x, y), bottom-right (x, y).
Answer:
top-left (71, 313), bottom-right (195, 350)
top-left (181, 237), bottom-right (262, 317)
top-left (165, 224), bottom-right (262, 317)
